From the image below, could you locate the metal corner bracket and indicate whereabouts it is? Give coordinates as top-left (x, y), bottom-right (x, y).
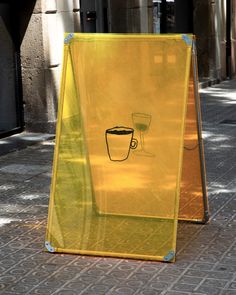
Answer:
top-left (182, 34), bottom-right (192, 46)
top-left (64, 33), bottom-right (74, 44)
top-left (164, 250), bottom-right (175, 262)
top-left (45, 241), bottom-right (55, 253)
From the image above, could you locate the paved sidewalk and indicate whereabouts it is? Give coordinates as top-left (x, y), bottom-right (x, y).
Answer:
top-left (0, 80), bottom-right (236, 294)
top-left (0, 132), bottom-right (54, 157)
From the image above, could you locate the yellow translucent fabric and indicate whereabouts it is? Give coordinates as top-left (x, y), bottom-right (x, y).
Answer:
top-left (179, 63), bottom-right (209, 222)
top-left (46, 34), bottom-right (207, 262)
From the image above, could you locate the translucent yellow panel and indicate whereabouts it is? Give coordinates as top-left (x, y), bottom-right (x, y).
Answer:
top-left (46, 34), bottom-right (198, 262)
top-left (179, 60), bottom-right (209, 222)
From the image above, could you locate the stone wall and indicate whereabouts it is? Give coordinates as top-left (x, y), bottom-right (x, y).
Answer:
top-left (20, 0), bottom-right (153, 132)
top-left (20, 0), bottom-right (236, 133)
top-left (21, 0), bottom-right (80, 133)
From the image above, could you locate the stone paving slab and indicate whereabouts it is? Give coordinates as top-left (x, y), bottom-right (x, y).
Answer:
top-left (0, 80), bottom-right (236, 294)
top-left (0, 132), bottom-right (55, 157)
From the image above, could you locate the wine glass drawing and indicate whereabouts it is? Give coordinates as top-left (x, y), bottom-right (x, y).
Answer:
top-left (132, 113), bottom-right (154, 157)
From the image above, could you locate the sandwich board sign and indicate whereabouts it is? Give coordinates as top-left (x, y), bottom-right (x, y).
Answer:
top-left (45, 34), bottom-right (209, 262)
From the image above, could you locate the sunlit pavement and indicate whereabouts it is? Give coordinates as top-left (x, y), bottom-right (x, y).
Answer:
top-left (0, 80), bottom-right (236, 294)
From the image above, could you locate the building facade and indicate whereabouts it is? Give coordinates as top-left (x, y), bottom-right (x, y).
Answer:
top-left (0, 0), bottom-right (235, 136)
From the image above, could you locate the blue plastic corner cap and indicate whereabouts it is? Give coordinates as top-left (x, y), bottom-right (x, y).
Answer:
top-left (182, 34), bottom-right (192, 46)
top-left (64, 33), bottom-right (74, 44)
top-left (45, 241), bottom-right (55, 253)
top-left (164, 250), bottom-right (175, 262)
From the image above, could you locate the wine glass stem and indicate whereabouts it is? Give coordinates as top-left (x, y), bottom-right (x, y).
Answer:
top-left (140, 131), bottom-right (145, 151)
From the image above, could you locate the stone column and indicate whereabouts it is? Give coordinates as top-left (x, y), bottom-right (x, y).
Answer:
top-left (127, 0), bottom-right (153, 33)
top-left (231, 0), bottom-right (236, 76)
top-left (193, 0), bottom-right (226, 81)
top-left (193, 0), bottom-right (213, 80)
top-left (21, 0), bottom-right (77, 133)
top-left (108, 0), bottom-right (153, 33)
top-left (73, 0), bottom-right (81, 32)
top-left (216, 0), bottom-right (227, 80)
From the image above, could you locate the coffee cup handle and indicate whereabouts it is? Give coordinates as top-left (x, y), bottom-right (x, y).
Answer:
top-left (130, 138), bottom-right (138, 149)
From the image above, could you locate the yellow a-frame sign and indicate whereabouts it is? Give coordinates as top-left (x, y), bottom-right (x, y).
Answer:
top-left (45, 34), bottom-right (209, 262)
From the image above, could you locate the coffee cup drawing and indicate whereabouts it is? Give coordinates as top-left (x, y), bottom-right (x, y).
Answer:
top-left (105, 126), bottom-right (138, 161)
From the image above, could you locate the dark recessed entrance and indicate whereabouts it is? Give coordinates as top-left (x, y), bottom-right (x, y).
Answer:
top-left (0, 0), bottom-right (36, 138)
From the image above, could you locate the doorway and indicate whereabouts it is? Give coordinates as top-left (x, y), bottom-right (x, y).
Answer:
top-left (0, 2), bottom-right (22, 137)
top-left (0, 0), bottom-right (36, 138)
